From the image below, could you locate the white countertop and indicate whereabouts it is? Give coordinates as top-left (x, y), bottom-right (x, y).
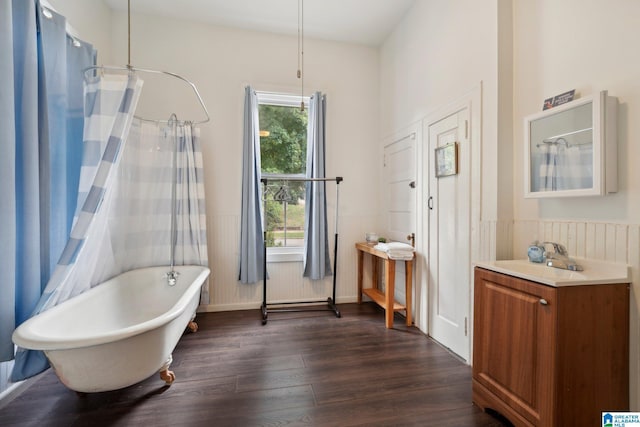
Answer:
top-left (474, 258), bottom-right (630, 287)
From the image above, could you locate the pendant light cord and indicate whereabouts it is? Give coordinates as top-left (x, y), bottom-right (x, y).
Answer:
top-left (297, 0), bottom-right (304, 111)
top-left (127, 0), bottom-right (131, 68)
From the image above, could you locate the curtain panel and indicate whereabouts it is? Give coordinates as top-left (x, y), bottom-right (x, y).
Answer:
top-left (238, 86), bottom-right (266, 284)
top-left (0, 0), bottom-right (95, 364)
top-left (303, 92), bottom-right (332, 279)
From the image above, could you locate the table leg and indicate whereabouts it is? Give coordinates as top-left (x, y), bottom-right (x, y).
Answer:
top-left (372, 257), bottom-right (378, 291)
top-left (385, 259), bottom-right (395, 328)
top-left (357, 250), bottom-right (363, 304)
top-left (405, 259), bottom-right (413, 326)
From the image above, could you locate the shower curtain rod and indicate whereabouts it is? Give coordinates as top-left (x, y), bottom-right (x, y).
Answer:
top-left (83, 65), bottom-right (211, 125)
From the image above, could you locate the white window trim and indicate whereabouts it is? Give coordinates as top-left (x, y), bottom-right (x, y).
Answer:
top-left (258, 92), bottom-right (309, 263)
top-left (256, 91), bottom-right (310, 108)
top-left (266, 246), bottom-right (304, 263)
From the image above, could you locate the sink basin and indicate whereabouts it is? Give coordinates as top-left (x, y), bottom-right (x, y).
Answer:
top-left (474, 258), bottom-right (629, 287)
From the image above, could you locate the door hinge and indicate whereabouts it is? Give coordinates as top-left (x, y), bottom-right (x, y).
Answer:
top-left (464, 317), bottom-right (468, 336)
top-left (465, 120), bottom-right (469, 139)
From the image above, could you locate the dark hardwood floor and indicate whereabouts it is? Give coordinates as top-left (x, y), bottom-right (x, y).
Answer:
top-left (0, 303), bottom-right (511, 427)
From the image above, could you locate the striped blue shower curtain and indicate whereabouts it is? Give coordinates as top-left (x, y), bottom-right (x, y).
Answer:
top-left (111, 117), bottom-right (209, 292)
top-left (0, 0), bottom-right (95, 371)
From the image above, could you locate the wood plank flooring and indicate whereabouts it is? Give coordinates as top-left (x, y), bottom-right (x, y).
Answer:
top-left (0, 303), bottom-right (511, 427)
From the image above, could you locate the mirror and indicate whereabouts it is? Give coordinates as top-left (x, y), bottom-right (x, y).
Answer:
top-left (524, 91), bottom-right (617, 198)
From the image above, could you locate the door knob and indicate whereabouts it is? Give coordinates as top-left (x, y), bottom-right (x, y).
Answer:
top-left (407, 233), bottom-right (415, 247)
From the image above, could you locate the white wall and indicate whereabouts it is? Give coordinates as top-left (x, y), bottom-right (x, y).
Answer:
top-left (512, 0), bottom-right (640, 409)
top-left (104, 11), bottom-right (380, 310)
top-left (46, 0), bottom-right (113, 63)
top-left (513, 0), bottom-right (639, 223)
top-left (379, 0), bottom-right (510, 253)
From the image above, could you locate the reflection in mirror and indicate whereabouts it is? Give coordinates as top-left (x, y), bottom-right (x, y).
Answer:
top-left (529, 102), bottom-right (593, 193)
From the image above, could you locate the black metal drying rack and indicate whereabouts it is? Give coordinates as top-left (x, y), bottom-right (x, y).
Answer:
top-left (260, 176), bottom-right (343, 324)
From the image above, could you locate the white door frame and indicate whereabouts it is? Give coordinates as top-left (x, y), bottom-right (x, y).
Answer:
top-left (415, 83), bottom-right (482, 362)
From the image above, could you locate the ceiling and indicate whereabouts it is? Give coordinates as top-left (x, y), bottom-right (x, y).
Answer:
top-left (104, 0), bottom-right (416, 46)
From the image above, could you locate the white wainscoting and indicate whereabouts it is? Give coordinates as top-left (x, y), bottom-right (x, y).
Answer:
top-left (202, 213), bottom-right (377, 312)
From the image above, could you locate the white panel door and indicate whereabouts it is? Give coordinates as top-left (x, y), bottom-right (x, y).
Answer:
top-left (383, 132), bottom-right (416, 245)
top-left (426, 107), bottom-right (470, 361)
top-left (383, 131), bottom-right (416, 306)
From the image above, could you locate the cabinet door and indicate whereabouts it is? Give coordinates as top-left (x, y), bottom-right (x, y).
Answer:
top-left (473, 268), bottom-right (556, 426)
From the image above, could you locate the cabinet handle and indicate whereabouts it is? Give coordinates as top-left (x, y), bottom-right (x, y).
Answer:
top-left (539, 298), bottom-right (548, 305)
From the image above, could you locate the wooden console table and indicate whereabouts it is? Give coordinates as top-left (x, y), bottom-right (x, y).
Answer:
top-left (356, 242), bottom-right (413, 328)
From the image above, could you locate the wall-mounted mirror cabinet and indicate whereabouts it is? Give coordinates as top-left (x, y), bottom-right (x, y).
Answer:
top-left (524, 90), bottom-right (618, 198)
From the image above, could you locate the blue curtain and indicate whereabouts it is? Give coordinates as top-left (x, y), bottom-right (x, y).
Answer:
top-left (38, 4), bottom-right (97, 280)
top-left (303, 92), bottom-right (332, 279)
top-left (0, 0), bottom-right (95, 367)
top-left (238, 86), bottom-right (266, 283)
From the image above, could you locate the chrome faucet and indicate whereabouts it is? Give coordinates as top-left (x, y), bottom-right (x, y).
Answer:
top-left (542, 242), bottom-right (583, 271)
top-left (165, 270), bottom-right (180, 286)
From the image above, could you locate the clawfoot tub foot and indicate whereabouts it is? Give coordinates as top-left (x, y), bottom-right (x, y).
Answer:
top-left (159, 354), bottom-right (175, 385)
top-left (159, 369), bottom-right (175, 385)
top-left (187, 321), bottom-right (198, 333)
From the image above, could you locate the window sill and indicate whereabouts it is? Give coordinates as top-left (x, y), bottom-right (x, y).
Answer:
top-left (267, 247), bottom-right (304, 263)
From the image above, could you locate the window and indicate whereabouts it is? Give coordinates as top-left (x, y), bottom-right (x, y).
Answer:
top-left (257, 92), bottom-right (310, 259)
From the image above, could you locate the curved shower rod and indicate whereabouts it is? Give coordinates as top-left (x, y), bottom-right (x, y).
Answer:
top-left (83, 64), bottom-right (211, 125)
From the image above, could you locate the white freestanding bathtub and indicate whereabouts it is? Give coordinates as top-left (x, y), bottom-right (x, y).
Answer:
top-left (12, 265), bottom-right (210, 393)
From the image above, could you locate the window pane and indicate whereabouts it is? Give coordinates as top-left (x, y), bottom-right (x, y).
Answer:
top-left (259, 104), bottom-right (307, 175)
top-left (263, 180), bottom-right (305, 248)
top-left (258, 97), bottom-right (308, 249)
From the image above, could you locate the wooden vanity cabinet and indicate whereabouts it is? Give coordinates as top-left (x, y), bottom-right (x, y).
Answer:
top-left (472, 267), bottom-right (629, 427)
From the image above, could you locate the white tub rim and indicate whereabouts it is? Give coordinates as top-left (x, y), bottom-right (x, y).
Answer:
top-left (12, 265), bottom-right (210, 351)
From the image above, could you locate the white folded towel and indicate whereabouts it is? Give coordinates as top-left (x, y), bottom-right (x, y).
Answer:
top-left (374, 242), bottom-right (415, 253)
top-left (374, 242), bottom-right (415, 259)
top-left (386, 251), bottom-right (414, 260)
